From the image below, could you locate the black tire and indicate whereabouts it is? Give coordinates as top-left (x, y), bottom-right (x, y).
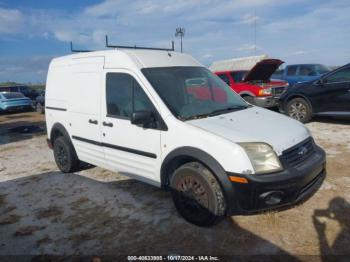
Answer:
top-left (53, 136), bottom-right (79, 173)
top-left (286, 97), bottom-right (312, 123)
top-left (242, 95), bottom-right (254, 104)
top-left (170, 162), bottom-right (226, 227)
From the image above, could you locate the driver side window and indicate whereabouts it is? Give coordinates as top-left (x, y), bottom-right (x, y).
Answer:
top-left (326, 67), bottom-right (350, 83)
top-left (106, 73), bottom-right (155, 119)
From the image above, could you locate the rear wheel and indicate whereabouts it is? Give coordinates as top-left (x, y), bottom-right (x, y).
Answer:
top-left (53, 136), bottom-right (79, 173)
top-left (170, 162), bottom-right (226, 227)
top-left (286, 98), bottom-right (312, 123)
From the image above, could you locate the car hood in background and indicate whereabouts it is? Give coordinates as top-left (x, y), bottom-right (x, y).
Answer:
top-left (188, 107), bottom-right (309, 155)
top-left (244, 59), bottom-right (284, 82)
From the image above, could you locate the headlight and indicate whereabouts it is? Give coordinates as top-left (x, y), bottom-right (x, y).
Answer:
top-left (258, 88), bottom-right (272, 96)
top-left (239, 143), bottom-right (283, 174)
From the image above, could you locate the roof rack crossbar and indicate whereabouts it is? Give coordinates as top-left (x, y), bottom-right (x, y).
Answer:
top-left (105, 35), bottom-right (174, 52)
top-left (70, 42), bottom-right (93, 53)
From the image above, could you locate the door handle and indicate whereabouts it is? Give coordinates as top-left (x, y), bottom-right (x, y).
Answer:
top-left (88, 119), bottom-right (98, 125)
top-left (103, 121), bottom-right (113, 127)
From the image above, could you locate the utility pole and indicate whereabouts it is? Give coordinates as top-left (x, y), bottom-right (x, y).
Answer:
top-left (254, 9), bottom-right (257, 55)
top-left (175, 27), bottom-right (185, 53)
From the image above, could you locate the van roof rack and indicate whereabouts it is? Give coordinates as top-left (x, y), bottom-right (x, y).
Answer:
top-left (105, 35), bottom-right (174, 52)
top-left (70, 42), bottom-right (93, 53)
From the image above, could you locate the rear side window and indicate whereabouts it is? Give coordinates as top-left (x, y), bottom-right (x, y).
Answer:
top-left (217, 73), bottom-right (230, 85)
top-left (326, 67), bottom-right (350, 83)
top-left (299, 66), bottom-right (317, 76)
top-left (286, 66), bottom-right (297, 76)
top-left (106, 73), bottom-right (154, 119)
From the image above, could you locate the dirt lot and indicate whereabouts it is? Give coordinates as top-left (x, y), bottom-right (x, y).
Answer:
top-left (0, 111), bottom-right (349, 259)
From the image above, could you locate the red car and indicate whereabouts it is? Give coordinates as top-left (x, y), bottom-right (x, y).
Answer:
top-left (213, 59), bottom-right (289, 108)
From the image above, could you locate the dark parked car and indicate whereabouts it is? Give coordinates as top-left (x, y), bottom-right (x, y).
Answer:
top-left (279, 63), bottom-right (350, 123)
top-left (0, 85), bottom-right (39, 100)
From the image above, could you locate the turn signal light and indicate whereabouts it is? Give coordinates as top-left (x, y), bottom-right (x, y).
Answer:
top-left (229, 176), bottom-right (248, 184)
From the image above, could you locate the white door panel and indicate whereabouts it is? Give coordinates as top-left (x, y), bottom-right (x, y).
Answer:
top-left (101, 70), bottom-right (162, 182)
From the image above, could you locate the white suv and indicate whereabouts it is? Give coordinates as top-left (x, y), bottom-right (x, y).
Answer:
top-left (45, 49), bottom-right (326, 226)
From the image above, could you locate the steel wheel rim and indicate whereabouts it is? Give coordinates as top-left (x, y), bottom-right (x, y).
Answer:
top-left (176, 175), bottom-right (209, 213)
top-left (289, 102), bottom-right (307, 120)
top-left (56, 144), bottom-right (68, 168)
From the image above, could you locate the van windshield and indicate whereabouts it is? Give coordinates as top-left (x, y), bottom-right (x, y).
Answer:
top-left (142, 66), bottom-right (249, 120)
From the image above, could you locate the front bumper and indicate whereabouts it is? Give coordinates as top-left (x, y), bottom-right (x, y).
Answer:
top-left (252, 96), bottom-right (279, 108)
top-left (226, 143), bottom-right (326, 215)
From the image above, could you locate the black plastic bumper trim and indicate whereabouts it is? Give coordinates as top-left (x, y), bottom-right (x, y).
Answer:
top-left (225, 144), bottom-right (326, 215)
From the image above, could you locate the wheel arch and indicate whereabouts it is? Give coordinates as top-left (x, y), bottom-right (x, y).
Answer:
top-left (285, 94), bottom-right (313, 113)
top-left (161, 147), bottom-right (238, 213)
top-left (50, 122), bottom-right (72, 145)
top-left (239, 91), bottom-right (255, 97)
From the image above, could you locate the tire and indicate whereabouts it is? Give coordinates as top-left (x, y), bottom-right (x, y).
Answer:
top-left (36, 102), bottom-right (45, 114)
top-left (286, 97), bottom-right (312, 123)
top-left (53, 136), bottom-right (79, 173)
top-left (170, 162), bottom-right (226, 227)
top-left (242, 95), bottom-right (254, 104)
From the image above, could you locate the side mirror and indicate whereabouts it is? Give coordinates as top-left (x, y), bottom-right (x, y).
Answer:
top-left (316, 78), bottom-right (326, 85)
top-left (131, 110), bottom-right (155, 127)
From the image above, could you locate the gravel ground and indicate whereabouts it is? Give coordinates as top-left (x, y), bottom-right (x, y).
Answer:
top-left (0, 112), bottom-right (349, 259)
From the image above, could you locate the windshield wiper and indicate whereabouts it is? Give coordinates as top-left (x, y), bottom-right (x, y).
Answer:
top-left (208, 105), bottom-right (249, 117)
top-left (181, 113), bottom-right (211, 121)
top-left (182, 105), bottom-right (250, 121)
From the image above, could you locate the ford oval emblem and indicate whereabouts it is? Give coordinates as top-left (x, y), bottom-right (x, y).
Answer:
top-left (298, 146), bottom-right (308, 156)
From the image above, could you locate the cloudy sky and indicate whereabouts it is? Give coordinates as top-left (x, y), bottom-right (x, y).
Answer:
top-left (0, 0), bottom-right (349, 83)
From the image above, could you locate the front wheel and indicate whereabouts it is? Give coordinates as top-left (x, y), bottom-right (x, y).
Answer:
top-left (170, 162), bottom-right (226, 227)
top-left (286, 98), bottom-right (312, 123)
top-left (242, 95), bottom-right (254, 104)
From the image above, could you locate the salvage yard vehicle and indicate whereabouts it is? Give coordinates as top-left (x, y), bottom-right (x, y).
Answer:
top-left (45, 46), bottom-right (326, 226)
top-left (272, 64), bottom-right (330, 86)
top-left (0, 85), bottom-right (39, 101)
top-left (210, 56), bottom-right (289, 108)
top-left (0, 92), bottom-right (33, 112)
top-left (279, 63), bottom-right (350, 123)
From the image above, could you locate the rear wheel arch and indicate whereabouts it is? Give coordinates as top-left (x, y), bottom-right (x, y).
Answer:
top-left (50, 123), bottom-right (72, 146)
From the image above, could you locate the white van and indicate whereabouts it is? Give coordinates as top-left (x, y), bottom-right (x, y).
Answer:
top-left (45, 49), bottom-right (326, 226)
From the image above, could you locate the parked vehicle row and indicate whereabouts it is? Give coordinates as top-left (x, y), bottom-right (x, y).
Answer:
top-left (272, 64), bottom-right (331, 86)
top-left (279, 63), bottom-right (350, 123)
top-left (0, 92), bottom-right (33, 112)
top-left (0, 85), bottom-right (45, 113)
top-left (210, 57), bottom-right (289, 108)
top-left (0, 85), bottom-right (39, 100)
top-left (45, 49), bottom-right (326, 226)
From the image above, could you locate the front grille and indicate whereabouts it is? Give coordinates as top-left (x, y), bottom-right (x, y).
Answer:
top-left (272, 86), bottom-right (286, 97)
top-left (281, 138), bottom-right (315, 167)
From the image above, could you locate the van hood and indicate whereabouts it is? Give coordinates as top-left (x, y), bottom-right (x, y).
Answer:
top-left (187, 107), bottom-right (309, 155)
top-left (244, 59), bottom-right (284, 82)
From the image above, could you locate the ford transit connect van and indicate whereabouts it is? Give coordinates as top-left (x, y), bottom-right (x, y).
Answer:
top-left (45, 49), bottom-right (326, 226)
